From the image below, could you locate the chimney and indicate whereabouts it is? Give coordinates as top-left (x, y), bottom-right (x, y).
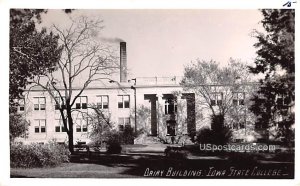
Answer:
top-left (120, 42), bottom-right (127, 83)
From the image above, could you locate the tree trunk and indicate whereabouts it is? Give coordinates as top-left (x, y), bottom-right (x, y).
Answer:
top-left (68, 129), bottom-right (74, 154)
top-left (67, 105), bottom-right (74, 154)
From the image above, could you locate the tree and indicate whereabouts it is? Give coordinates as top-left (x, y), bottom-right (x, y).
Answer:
top-left (87, 104), bottom-right (114, 146)
top-left (9, 113), bottom-right (30, 142)
top-left (181, 59), bottom-right (254, 128)
top-left (29, 16), bottom-right (119, 154)
top-left (9, 9), bottom-right (62, 107)
top-left (249, 9), bottom-right (295, 143)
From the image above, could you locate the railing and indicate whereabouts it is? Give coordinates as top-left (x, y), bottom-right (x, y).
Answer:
top-left (135, 76), bottom-right (183, 86)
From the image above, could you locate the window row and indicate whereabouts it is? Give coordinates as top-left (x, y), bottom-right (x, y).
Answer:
top-left (33, 117), bottom-right (131, 133)
top-left (19, 95), bottom-right (130, 111)
top-left (33, 119), bottom-right (88, 133)
top-left (210, 92), bottom-right (245, 106)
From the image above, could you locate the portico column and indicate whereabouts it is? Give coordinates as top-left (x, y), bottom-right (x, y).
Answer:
top-left (156, 94), bottom-right (164, 136)
top-left (176, 93), bottom-right (186, 135)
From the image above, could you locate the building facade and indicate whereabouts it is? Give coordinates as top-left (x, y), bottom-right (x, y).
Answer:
top-left (15, 42), bottom-right (259, 145)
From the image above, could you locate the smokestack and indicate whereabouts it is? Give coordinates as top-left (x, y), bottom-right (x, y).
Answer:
top-left (120, 42), bottom-right (127, 83)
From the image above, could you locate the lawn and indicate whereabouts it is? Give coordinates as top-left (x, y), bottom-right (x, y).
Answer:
top-left (10, 144), bottom-right (295, 178)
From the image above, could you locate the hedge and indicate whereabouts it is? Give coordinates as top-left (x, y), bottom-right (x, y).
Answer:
top-left (10, 141), bottom-right (70, 168)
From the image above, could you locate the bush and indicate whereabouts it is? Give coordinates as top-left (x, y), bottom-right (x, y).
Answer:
top-left (165, 146), bottom-right (188, 159)
top-left (106, 131), bottom-right (122, 154)
top-left (196, 114), bottom-right (232, 145)
top-left (122, 125), bottom-right (135, 144)
top-left (10, 141), bottom-right (70, 168)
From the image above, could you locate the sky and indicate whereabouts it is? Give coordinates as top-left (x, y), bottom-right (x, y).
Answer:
top-left (40, 9), bottom-right (263, 79)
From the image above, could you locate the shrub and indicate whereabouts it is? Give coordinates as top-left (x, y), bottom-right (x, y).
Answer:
top-left (106, 131), bottom-right (122, 154)
top-left (196, 114), bottom-right (232, 145)
top-left (165, 146), bottom-right (188, 159)
top-left (122, 125), bottom-right (135, 144)
top-left (10, 141), bottom-right (70, 168)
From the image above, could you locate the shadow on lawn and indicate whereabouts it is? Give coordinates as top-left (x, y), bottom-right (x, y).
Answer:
top-left (70, 152), bottom-right (294, 179)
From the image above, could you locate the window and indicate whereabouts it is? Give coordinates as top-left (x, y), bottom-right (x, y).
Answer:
top-left (34, 119), bottom-right (46, 133)
top-left (276, 94), bottom-right (290, 106)
top-left (19, 98), bottom-right (25, 111)
top-left (118, 95), bottom-right (130, 108)
top-left (34, 97), bottom-right (46, 110)
top-left (167, 120), bottom-right (176, 136)
top-left (118, 117), bottom-right (130, 131)
top-left (97, 95), bottom-right (109, 109)
top-left (75, 119), bottom-right (88, 132)
top-left (164, 99), bottom-right (177, 114)
top-left (211, 93), bottom-right (223, 106)
top-left (75, 96), bottom-right (87, 109)
top-left (232, 122), bottom-right (245, 129)
top-left (233, 92), bottom-right (245, 106)
top-left (55, 97), bottom-right (66, 110)
top-left (55, 119), bottom-right (67, 132)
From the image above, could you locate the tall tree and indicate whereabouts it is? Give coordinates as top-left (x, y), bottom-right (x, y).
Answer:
top-left (9, 9), bottom-right (62, 108)
top-left (9, 9), bottom-right (63, 142)
top-left (249, 9), bottom-right (295, 143)
top-left (181, 59), bottom-right (254, 122)
top-left (30, 16), bottom-right (119, 154)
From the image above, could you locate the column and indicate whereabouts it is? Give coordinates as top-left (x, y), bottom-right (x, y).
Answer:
top-left (156, 94), bottom-right (164, 136)
top-left (183, 93), bottom-right (196, 137)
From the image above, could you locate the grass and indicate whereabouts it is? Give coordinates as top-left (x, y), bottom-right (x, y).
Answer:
top-left (11, 163), bottom-right (136, 178)
top-left (10, 144), bottom-right (295, 178)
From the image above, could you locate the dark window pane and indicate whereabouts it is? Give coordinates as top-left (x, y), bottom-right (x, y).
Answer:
top-left (62, 126), bottom-right (67, 132)
top-left (165, 105), bottom-right (168, 114)
top-left (211, 100), bottom-right (216, 106)
top-left (55, 104), bottom-right (60, 110)
top-left (124, 101), bottom-right (129, 108)
top-left (97, 103), bottom-right (102, 109)
top-left (103, 104), bottom-right (108, 109)
top-left (217, 100), bottom-right (222, 105)
top-left (82, 103), bottom-right (87, 109)
top-left (34, 104), bottom-right (39, 110)
top-left (240, 122), bottom-right (245, 129)
top-left (62, 105), bottom-right (66, 109)
top-left (118, 102), bottom-right (123, 108)
top-left (82, 127), bottom-right (87, 132)
top-left (284, 97), bottom-right (290, 105)
top-left (233, 99), bottom-right (238, 105)
top-left (19, 106), bottom-right (25, 111)
top-left (168, 104), bottom-right (174, 114)
top-left (119, 125), bottom-right (124, 131)
top-left (55, 126), bottom-right (60, 132)
top-left (167, 120), bottom-right (176, 136)
top-left (239, 99), bottom-right (244, 105)
top-left (41, 127), bottom-right (46, 133)
top-left (35, 127), bottom-right (39, 133)
top-left (76, 103), bottom-right (81, 109)
top-left (76, 127), bottom-right (81, 132)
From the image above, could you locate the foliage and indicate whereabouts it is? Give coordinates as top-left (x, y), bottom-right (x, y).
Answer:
top-left (196, 115), bottom-right (232, 145)
top-left (165, 146), bottom-right (188, 159)
top-left (9, 9), bottom-right (62, 105)
top-left (10, 141), bottom-right (70, 168)
top-left (9, 113), bottom-right (30, 142)
top-left (249, 9), bottom-right (295, 143)
top-left (181, 58), bottom-right (253, 117)
top-left (122, 125), bottom-right (136, 144)
top-left (106, 130), bottom-right (122, 154)
top-left (88, 105), bottom-right (113, 146)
